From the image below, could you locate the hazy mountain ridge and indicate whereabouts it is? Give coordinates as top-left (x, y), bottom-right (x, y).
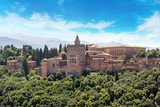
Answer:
top-left (0, 36), bottom-right (155, 49)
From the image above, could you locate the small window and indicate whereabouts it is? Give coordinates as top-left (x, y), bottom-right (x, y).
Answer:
top-left (53, 64), bottom-right (55, 67)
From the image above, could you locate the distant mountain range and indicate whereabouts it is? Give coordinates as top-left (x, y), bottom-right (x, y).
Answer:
top-left (0, 36), bottom-right (157, 50)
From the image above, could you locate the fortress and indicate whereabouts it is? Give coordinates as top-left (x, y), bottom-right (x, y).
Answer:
top-left (7, 56), bottom-right (36, 70)
top-left (7, 36), bottom-right (160, 77)
top-left (41, 36), bottom-right (160, 77)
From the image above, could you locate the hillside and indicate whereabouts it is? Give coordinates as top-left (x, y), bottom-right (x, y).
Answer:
top-left (0, 66), bottom-right (160, 106)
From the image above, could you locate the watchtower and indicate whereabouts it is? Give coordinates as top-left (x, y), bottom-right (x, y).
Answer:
top-left (66, 36), bottom-right (86, 77)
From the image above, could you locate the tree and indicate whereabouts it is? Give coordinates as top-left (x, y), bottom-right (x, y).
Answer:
top-left (155, 92), bottom-right (160, 106)
top-left (54, 48), bottom-right (58, 57)
top-left (55, 71), bottom-right (63, 80)
top-left (147, 49), bottom-right (156, 58)
top-left (4, 45), bottom-right (10, 51)
top-left (22, 45), bottom-right (26, 55)
top-left (6, 49), bottom-right (16, 57)
top-left (62, 54), bottom-right (67, 60)
top-left (47, 74), bottom-right (55, 81)
top-left (32, 49), bottom-right (36, 61)
top-left (28, 56), bottom-right (32, 60)
top-left (39, 48), bottom-right (43, 61)
top-left (121, 67), bottom-right (126, 72)
top-left (16, 49), bottom-right (20, 56)
top-left (117, 56), bottom-right (124, 61)
top-left (43, 45), bottom-right (48, 59)
top-left (137, 49), bottom-right (145, 57)
top-left (83, 68), bottom-right (91, 76)
top-left (35, 48), bottom-right (40, 66)
top-left (0, 45), bottom-right (3, 54)
top-left (29, 70), bottom-right (36, 77)
top-left (129, 60), bottom-right (135, 64)
top-left (59, 44), bottom-right (62, 54)
top-left (22, 55), bottom-right (29, 76)
top-left (105, 68), bottom-right (111, 75)
top-left (64, 44), bottom-right (67, 53)
top-left (11, 44), bottom-right (17, 51)
top-left (115, 71), bottom-right (119, 81)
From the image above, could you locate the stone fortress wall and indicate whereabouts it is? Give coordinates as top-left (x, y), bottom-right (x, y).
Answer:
top-left (41, 36), bottom-right (160, 78)
top-left (7, 56), bottom-right (36, 70)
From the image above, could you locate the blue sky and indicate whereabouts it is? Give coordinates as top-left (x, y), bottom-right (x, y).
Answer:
top-left (0, 0), bottom-right (160, 47)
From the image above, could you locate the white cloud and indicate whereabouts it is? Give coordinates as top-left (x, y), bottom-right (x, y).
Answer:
top-left (0, 11), bottom-right (114, 41)
top-left (58, 0), bottom-right (64, 5)
top-left (19, 6), bottom-right (26, 12)
top-left (11, 2), bottom-right (26, 13)
top-left (138, 11), bottom-right (160, 33)
top-left (86, 21), bottom-right (114, 31)
top-left (11, 2), bottom-right (20, 9)
top-left (1, 11), bottom-right (160, 47)
top-left (139, 0), bottom-right (160, 5)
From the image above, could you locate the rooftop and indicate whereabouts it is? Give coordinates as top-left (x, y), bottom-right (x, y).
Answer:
top-left (97, 52), bottom-right (111, 56)
top-left (90, 44), bottom-right (100, 48)
top-left (97, 45), bottom-right (146, 48)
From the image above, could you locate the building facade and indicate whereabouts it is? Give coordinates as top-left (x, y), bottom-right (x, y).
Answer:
top-left (7, 56), bottom-right (36, 70)
top-left (41, 36), bottom-right (160, 78)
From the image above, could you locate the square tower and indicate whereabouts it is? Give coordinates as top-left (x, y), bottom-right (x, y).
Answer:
top-left (66, 36), bottom-right (86, 77)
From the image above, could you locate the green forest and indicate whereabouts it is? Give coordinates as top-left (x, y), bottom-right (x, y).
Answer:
top-left (0, 44), bottom-right (160, 106)
top-left (0, 66), bottom-right (160, 107)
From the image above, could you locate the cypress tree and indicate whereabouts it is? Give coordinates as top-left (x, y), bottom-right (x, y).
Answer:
top-left (32, 49), bottom-right (36, 61)
top-left (22, 55), bottom-right (29, 76)
top-left (0, 45), bottom-right (3, 54)
top-left (43, 45), bottom-right (48, 58)
top-left (54, 48), bottom-right (58, 57)
top-left (59, 44), bottom-right (62, 54)
top-left (35, 48), bottom-right (40, 66)
top-left (40, 48), bottom-right (43, 61)
top-left (115, 71), bottom-right (119, 81)
top-left (22, 45), bottom-right (26, 55)
top-left (64, 44), bottom-right (67, 53)
top-left (17, 49), bottom-right (20, 56)
top-left (48, 48), bottom-right (54, 58)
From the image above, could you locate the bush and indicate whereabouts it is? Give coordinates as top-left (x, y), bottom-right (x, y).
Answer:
top-left (83, 68), bottom-right (91, 76)
top-left (29, 70), bottom-right (36, 77)
top-left (12, 71), bottom-right (24, 77)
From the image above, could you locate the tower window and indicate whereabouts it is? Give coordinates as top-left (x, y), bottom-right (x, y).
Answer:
top-left (53, 64), bottom-right (55, 68)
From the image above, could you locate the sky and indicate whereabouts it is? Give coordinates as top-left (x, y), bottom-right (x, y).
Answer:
top-left (0, 0), bottom-right (160, 47)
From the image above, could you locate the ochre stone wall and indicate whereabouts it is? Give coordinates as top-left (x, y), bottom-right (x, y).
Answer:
top-left (41, 36), bottom-right (160, 78)
top-left (7, 56), bottom-right (36, 70)
top-left (66, 36), bottom-right (86, 77)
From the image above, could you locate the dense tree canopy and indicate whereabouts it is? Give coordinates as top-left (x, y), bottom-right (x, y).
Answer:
top-left (137, 49), bottom-right (145, 57)
top-left (0, 65), bottom-right (160, 106)
top-left (0, 44), bottom-right (60, 65)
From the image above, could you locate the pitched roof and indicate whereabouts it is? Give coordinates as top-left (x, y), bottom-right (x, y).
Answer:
top-left (90, 44), bottom-right (100, 48)
top-left (97, 45), bottom-right (145, 48)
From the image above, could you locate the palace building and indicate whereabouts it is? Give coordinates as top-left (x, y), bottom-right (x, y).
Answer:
top-left (7, 56), bottom-right (36, 70)
top-left (41, 36), bottom-right (159, 78)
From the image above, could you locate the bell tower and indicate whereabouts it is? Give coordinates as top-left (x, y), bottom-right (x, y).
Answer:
top-left (66, 35), bottom-right (86, 77)
top-left (74, 36), bottom-right (80, 45)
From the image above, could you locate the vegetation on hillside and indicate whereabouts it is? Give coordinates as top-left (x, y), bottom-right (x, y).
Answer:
top-left (0, 44), bottom-right (67, 66)
top-left (1, 44), bottom-right (160, 106)
top-left (0, 66), bottom-right (160, 106)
